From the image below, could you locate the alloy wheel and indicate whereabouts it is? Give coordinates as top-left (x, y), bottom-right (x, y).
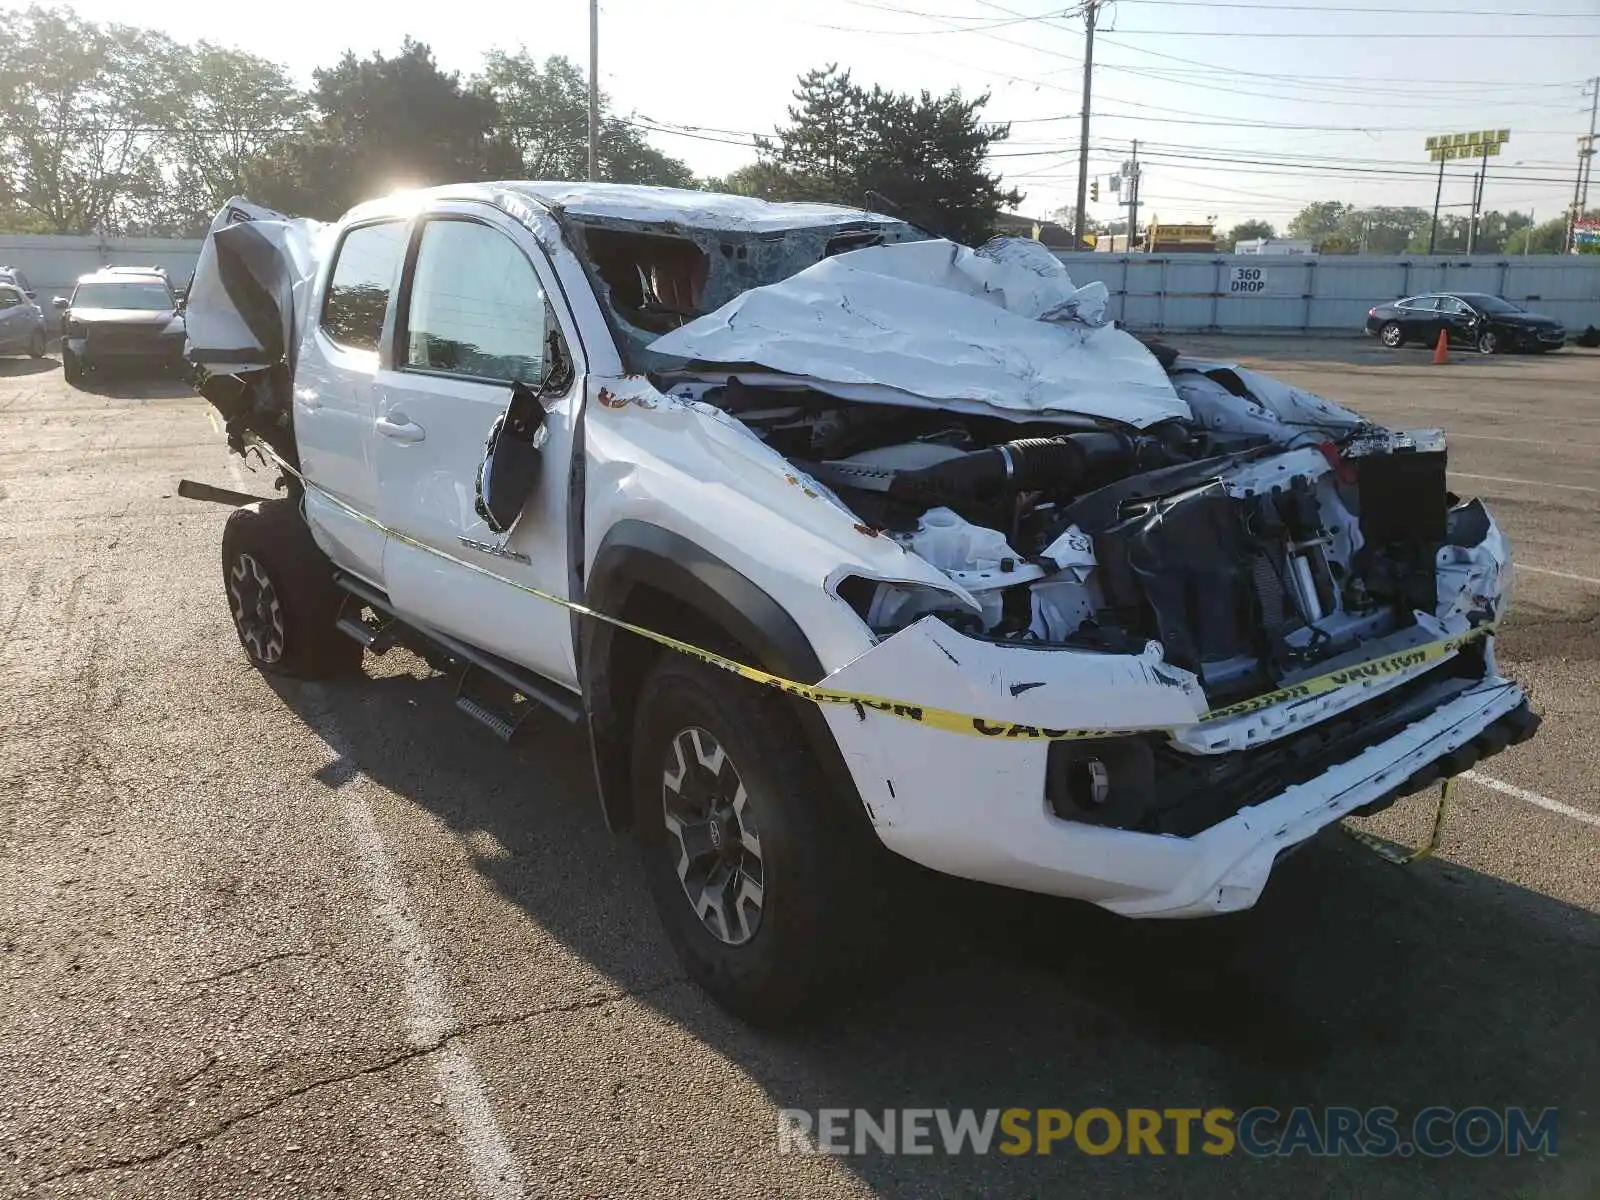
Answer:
top-left (660, 726), bottom-right (765, 946)
top-left (227, 552), bottom-right (286, 664)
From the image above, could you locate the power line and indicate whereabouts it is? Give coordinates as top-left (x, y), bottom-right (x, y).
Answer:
top-left (1118, 0), bottom-right (1598, 15)
top-left (1096, 27), bottom-right (1600, 37)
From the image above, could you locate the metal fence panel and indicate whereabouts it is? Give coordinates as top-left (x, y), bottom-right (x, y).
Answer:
top-left (1056, 251), bottom-right (1600, 332)
top-left (0, 234), bottom-right (205, 298)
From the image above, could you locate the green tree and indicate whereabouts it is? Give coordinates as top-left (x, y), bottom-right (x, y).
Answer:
top-left (1287, 201), bottom-right (1354, 244)
top-left (1225, 219), bottom-right (1276, 248)
top-left (0, 6), bottom-right (184, 233)
top-left (743, 65), bottom-right (1020, 243)
top-left (1503, 216), bottom-right (1569, 254)
top-left (477, 50), bottom-right (693, 187)
top-left (163, 43), bottom-right (307, 223)
top-left (703, 161), bottom-right (797, 198)
top-left (255, 39), bottom-right (519, 218)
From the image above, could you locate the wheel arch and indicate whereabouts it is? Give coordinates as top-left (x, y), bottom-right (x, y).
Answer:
top-left (580, 520), bottom-right (868, 836)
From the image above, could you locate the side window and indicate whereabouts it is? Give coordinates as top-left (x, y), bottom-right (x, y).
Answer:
top-left (1405, 297), bottom-right (1440, 312)
top-left (403, 219), bottom-right (551, 384)
top-left (322, 221), bottom-right (408, 353)
top-left (1441, 298), bottom-right (1469, 316)
top-left (0, 287), bottom-right (18, 309)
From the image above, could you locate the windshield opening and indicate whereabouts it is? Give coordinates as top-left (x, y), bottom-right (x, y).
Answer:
top-left (569, 215), bottom-right (928, 374)
top-left (72, 281), bottom-right (172, 310)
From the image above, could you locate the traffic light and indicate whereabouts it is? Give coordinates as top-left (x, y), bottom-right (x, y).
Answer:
top-left (1090, 179), bottom-right (1100, 202)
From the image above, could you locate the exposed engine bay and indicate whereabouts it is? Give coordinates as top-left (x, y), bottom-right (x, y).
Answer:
top-left (669, 356), bottom-right (1504, 707)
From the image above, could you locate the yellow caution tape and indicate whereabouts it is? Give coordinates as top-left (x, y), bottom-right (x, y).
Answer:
top-left (1343, 776), bottom-right (1458, 865)
top-left (237, 438), bottom-right (1491, 743)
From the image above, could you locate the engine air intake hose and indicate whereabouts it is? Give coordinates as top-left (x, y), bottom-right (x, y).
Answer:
top-left (888, 431), bottom-right (1131, 505)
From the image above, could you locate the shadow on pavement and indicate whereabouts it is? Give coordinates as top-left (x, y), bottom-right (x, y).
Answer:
top-left (269, 662), bottom-right (1597, 1200)
top-left (0, 356), bottom-right (60, 378)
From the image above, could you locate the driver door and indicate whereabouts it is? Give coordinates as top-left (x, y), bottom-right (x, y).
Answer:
top-left (371, 204), bottom-right (585, 689)
top-left (1437, 296), bottom-right (1479, 346)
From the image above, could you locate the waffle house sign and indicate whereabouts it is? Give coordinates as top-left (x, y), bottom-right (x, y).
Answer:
top-left (1426, 130), bottom-right (1510, 162)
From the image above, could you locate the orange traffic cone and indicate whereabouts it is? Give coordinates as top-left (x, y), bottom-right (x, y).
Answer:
top-left (1433, 329), bottom-right (1449, 364)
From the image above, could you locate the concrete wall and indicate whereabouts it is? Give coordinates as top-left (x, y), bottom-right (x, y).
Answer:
top-left (1053, 253), bottom-right (1600, 333)
top-left (0, 235), bottom-right (204, 298)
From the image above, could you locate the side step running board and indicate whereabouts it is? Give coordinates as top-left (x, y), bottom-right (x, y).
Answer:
top-left (333, 573), bottom-right (584, 727)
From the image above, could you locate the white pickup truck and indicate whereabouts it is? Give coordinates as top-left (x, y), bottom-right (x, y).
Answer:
top-left (185, 184), bottom-right (1538, 1023)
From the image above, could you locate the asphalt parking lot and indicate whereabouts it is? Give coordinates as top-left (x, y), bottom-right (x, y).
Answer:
top-left (1, 337), bottom-right (1596, 1199)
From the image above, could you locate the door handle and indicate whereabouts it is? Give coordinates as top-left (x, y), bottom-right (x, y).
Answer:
top-left (375, 414), bottom-right (425, 443)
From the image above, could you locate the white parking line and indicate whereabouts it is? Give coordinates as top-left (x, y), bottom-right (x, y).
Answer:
top-left (1463, 770), bottom-right (1600, 829)
top-left (1517, 564), bottom-right (1600, 586)
top-left (308, 691), bottom-right (526, 1200)
top-left (1454, 472), bottom-right (1600, 495)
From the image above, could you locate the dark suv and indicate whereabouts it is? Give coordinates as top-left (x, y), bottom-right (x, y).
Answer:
top-left (55, 268), bottom-right (186, 382)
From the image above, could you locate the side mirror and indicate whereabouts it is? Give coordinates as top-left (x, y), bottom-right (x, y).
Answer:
top-left (52, 297), bottom-right (69, 310)
top-left (474, 382), bottom-right (548, 536)
top-left (24, 290), bottom-right (36, 301)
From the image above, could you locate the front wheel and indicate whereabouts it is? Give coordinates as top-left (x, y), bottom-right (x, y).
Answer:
top-left (631, 656), bottom-right (875, 1025)
top-left (220, 500), bottom-right (363, 678)
top-left (1476, 329), bottom-right (1500, 355)
top-left (28, 330), bottom-right (46, 358)
top-left (62, 347), bottom-right (83, 383)
top-left (1379, 322), bottom-right (1404, 348)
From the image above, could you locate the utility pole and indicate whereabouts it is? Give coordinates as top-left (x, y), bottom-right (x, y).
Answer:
top-left (1467, 143), bottom-right (1489, 255)
top-left (587, 0), bottom-right (601, 182)
top-left (1072, 0), bottom-right (1103, 249)
top-left (1124, 140), bottom-right (1141, 252)
top-left (1570, 77), bottom-right (1598, 252)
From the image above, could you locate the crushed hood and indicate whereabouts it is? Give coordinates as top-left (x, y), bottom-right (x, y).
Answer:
top-left (647, 237), bottom-right (1191, 428)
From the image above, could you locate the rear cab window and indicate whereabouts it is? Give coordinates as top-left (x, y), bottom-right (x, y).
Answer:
top-left (321, 221), bottom-right (409, 353)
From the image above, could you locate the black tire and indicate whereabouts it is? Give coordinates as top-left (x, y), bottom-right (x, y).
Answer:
top-left (28, 329), bottom-right (46, 358)
top-left (1476, 329), bottom-right (1500, 355)
top-left (62, 347), bottom-right (83, 383)
top-left (220, 499), bottom-right (363, 679)
top-left (1379, 322), bottom-right (1404, 348)
top-left (631, 655), bottom-right (875, 1026)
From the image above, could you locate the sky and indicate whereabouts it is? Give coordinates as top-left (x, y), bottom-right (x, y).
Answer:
top-left (13, 0), bottom-right (1600, 231)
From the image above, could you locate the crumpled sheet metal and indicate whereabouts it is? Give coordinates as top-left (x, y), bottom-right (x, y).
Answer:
top-left (648, 238), bottom-right (1191, 428)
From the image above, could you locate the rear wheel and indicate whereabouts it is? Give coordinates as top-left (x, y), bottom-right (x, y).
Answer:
top-left (220, 499), bottom-right (362, 679)
top-left (631, 655), bottom-right (875, 1025)
top-left (1379, 322), bottom-right (1404, 348)
top-left (28, 330), bottom-right (46, 358)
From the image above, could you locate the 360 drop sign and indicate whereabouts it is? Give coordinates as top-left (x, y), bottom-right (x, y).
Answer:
top-left (1230, 267), bottom-right (1267, 293)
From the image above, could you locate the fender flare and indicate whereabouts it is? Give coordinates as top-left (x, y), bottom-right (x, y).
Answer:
top-left (580, 520), bottom-right (864, 833)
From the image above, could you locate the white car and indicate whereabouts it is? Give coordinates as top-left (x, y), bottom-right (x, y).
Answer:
top-left (185, 185), bottom-right (1538, 1023)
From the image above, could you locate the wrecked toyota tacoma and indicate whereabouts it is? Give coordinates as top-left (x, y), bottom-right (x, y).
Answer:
top-left (185, 184), bottom-right (1538, 1023)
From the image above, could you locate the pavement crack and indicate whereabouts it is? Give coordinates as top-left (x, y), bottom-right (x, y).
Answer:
top-left (182, 950), bottom-right (316, 987)
top-left (33, 1041), bottom-right (452, 1184)
top-left (31, 976), bottom-right (684, 1184)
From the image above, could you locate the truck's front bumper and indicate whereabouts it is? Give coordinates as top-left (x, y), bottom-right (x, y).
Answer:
top-left (821, 621), bottom-right (1531, 917)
